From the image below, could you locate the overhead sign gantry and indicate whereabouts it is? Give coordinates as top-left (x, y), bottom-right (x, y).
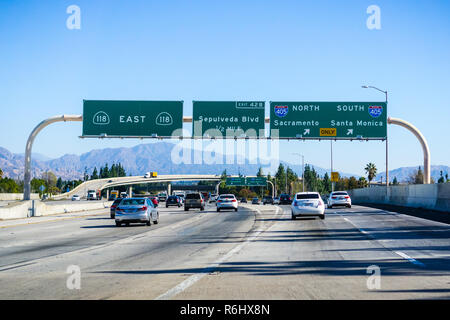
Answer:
top-left (270, 101), bottom-right (387, 139)
top-left (82, 100), bottom-right (184, 137)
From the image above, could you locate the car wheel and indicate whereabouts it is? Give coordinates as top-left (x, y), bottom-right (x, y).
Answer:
top-left (217, 208), bottom-right (220, 212)
top-left (153, 213), bottom-right (159, 224)
top-left (201, 206), bottom-right (205, 211)
top-left (146, 219), bottom-right (151, 226)
top-left (115, 221), bottom-right (121, 227)
top-left (110, 214), bottom-right (114, 219)
top-left (185, 207), bottom-right (188, 211)
top-left (235, 208), bottom-right (238, 212)
top-left (320, 215), bottom-right (325, 220)
top-left (347, 205), bottom-right (352, 208)
top-left (125, 222), bottom-right (130, 227)
top-left (328, 205), bottom-right (332, 209)
top-left (291, 213), bottom-right (296, 220)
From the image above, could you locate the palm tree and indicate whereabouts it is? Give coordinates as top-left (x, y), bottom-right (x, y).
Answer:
top-left (364, 163), bottom-right (377, 186)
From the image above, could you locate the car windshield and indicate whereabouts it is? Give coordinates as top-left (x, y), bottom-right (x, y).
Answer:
top-left (120, 199), bottom-right (145, 205)
top-left (186, 193), bottom-right (200, 199)
top-left (296, 194), bottom-right (320, 199)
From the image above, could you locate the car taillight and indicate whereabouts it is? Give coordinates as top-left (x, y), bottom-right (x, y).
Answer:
top-left (345, 196), bottom-right (350, 199)
top-left (138, 206), bottom-right (147, 211)
top-left (332, 197), bottom-right (337, 199)
top-left (111, 205), bottom-right (117, 209)
top-left (217, 200), bottom-right (222, 203)
top-left (232, 199), bottom-right (236, 202)
top-left (293, 201), bottom-right (298, 206)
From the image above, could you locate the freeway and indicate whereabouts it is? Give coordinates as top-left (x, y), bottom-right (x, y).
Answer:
top-left (0, 203), bottom-right (448, 299)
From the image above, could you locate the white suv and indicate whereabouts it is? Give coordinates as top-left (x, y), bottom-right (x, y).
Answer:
top-left (327, 191), bottom-right (352, 208)
top-left (216, 194), bottom-right (238, 212)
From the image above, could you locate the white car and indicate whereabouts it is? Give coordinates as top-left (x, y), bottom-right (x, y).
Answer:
top-left (327, 191), bottom-right (352, 208)
top-left (71, 195), bottom-right (81, 201)
top-left (216, 194), bottom-right (238, 212)
top-left (273, 197), bottom-right (280, 205)
top-left (291, 192), bottom-right (325, 220)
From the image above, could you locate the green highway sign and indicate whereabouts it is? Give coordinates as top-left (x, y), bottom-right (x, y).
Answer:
top-left (193, 101), bottom-right (265, 138)
top-left (270, 102), bottom-right (387, 139)
top-left (246, 177), bottom-right (267, 186)
top-left (226, 177), bottom-right (246, 186)
top-left (82, 100), bottom-right (183, 137)
top-left (225, 177), bottom-right (267, 186)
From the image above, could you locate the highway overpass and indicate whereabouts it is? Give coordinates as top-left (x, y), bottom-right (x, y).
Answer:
top-left (51, 174), bottom-right (224, 200)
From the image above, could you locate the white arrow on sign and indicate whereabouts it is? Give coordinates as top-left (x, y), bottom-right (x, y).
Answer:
top-left (303, 129), bottom-right (310, 135)
top-left (347, 129), bottom-right (353, 135)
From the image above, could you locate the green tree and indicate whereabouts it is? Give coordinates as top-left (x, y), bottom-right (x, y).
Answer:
top-left (56, 177), bottom-right (63, 190)
top-left (438, 171), bottom-right (445, 184)
top-left (322, 172), bottom-right (331, 194)
top-left (415, 166), bottom-right (424, 184)
top-left (348, 176), bottom-right (358, 190)
top-left (91, 167), bottom-right (99, 180)
top-left (275, 163), bottom-right (286, 193)
top-left (392, 177), bottom-right (399, 185)
top-left (0, 167), bottom-right (3, 179)
top-left (42, 171), bottom-right (57, 188)
top-left (364, 163), bottom-right (377, 186)
top-left (358, 177), bottom-right (368, 188)
top-left (0, 177), bottom-right (20, 193)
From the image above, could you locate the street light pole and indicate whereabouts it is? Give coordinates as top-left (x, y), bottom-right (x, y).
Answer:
top-left (362, 85), bottom-right (389, 188)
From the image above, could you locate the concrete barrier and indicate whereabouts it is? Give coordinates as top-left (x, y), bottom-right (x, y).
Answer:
top-left (347, 183), bottom-right (450, 213)
top-left (0, 193), bottom-right (40, 201)
top-left (0, 200), bottom-right (111, 220)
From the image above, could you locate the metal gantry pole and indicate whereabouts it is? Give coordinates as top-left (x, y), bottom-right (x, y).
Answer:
top-left (23, 115), bottom-right (83, 200)
top-left (388, 117), bottom-right (431, 184)
top-left (331, 140), bottom-right (334, 192)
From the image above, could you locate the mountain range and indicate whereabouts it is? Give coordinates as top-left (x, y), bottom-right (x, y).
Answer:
top-left (0, 143), bottom-right (448, 183)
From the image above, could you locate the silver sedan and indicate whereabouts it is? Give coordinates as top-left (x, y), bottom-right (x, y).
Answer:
top-left (115, 197), bottom-right (159, 227)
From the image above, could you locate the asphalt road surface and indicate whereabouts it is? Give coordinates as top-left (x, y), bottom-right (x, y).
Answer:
top-left (0, 203), bottom-right (449, 299)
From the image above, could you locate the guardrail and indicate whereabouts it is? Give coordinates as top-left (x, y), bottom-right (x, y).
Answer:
top-left (347, 183), bottom-right (450, 213)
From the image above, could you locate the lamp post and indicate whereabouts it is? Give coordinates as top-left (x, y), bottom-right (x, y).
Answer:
top-left (292, 153), bottom-right (305, 192)
top-left (362, 85), bottom-right (389, 188)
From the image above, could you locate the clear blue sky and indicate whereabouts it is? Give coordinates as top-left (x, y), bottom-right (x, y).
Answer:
top-left (0, 0), bottom-right (449, 177)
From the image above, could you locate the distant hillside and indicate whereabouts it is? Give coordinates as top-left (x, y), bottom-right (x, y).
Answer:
top-left (0, 143), bottom-right (358, 180)
top-left (377, 165), bottom-right (450, 183)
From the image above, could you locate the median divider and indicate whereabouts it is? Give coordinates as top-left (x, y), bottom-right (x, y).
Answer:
top-left (0, 200), bottom-right (111, 220)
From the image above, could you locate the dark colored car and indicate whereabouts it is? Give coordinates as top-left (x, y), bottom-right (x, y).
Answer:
top-left (279, 194), bottom-right (292, 205)
top-left (251, 197), bottom-right (260, 204)
top-left (110, 198), bottom-right (123, 219)
top-left (262, 196), bottom-right (274, 205)
top-left (240, 197), bottom-right (248, 203)
top-left (166, 195), bottom-right (181, 208)
top-left (184, 192), bottom-right (205, 211)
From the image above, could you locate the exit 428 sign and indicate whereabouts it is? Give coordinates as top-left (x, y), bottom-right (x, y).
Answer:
top-left (270, 101), bottom-right (387, 139)
top-left (82, 100), bottom-right (183, 137)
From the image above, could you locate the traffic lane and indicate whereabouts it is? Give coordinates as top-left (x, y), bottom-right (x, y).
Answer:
top-left (173, 204), bottom-right (450, 299)
top-left (327, 205), bottom-right (450, 269)
top-left (0, 204), bottom-right (256, 299)
top-left (0, 205), bottom-right (200, 269)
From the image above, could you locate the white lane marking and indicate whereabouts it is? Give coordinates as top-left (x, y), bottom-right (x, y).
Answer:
top-left (0, 210), bottom-right (213, 272)
top-left (155, 206), bottom-right (281, 300)
top-left (342, 217), bottom-right (426, 267)
top-left (394, 251), bottom-right (426, 267)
